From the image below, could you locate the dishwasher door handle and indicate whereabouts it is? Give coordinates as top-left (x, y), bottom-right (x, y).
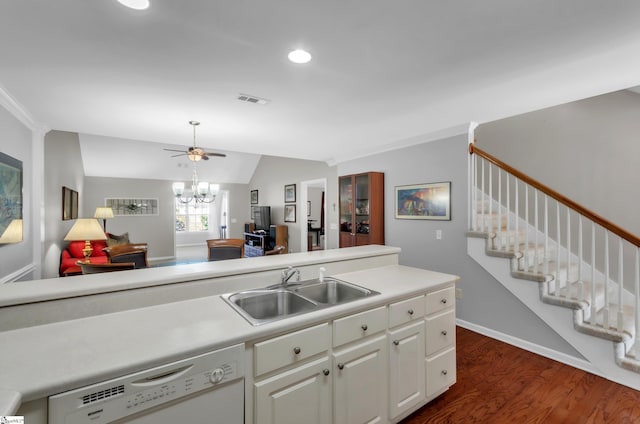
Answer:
top-left (131, 364), bottom-right (194, 387)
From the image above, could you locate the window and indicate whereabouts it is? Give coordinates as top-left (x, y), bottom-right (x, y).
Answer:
top-left (175, 200), bottom-right (210, 232)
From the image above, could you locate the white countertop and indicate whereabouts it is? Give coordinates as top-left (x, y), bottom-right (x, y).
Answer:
top-left (0, 262), bottom-right (458, 416)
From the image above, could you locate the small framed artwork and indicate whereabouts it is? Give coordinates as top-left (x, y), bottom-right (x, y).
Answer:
top-left (105, 198), bottom-right (159, 216)
top-left (395, 181), bottom-right (451, 220)
top-left (62, 186), bottom-right (79, 221)
top-left (251, 206), bottom-right (259, 220)
top-left (307, 201), bottom-right (311, 216)
top-left (0, 152), bottom-right (23, 243)
top-left (284, 204), bottom-right (296, 222)
top-left (251, 189), bottom-right (258, 205)
top-left (284, 184), bottom-right (296, 203)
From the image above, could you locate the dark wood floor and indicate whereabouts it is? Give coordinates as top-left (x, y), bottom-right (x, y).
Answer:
top-left (401, 327), bottom-right (640, 423)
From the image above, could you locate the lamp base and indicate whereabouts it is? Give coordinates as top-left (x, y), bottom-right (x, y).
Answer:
top-left (82, 240), bottom-right (93, 263)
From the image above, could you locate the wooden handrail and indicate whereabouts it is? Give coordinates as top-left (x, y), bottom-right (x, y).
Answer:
top-left (469, 143), bottom-right (640, 247)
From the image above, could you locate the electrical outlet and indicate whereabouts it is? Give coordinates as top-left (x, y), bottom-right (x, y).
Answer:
top-left (436, 229), bottom-right (442, 240)
top-left (455, 288), bottom-right (462, 299)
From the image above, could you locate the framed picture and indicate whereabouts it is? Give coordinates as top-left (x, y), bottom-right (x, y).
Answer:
top-left (0, 152), bottom-right (23, 243)
top-left (105, 198), bottom-right (159, 216)
top-left (62, 186), bottom-right (79, 221)
top-left (284, 204), bottom-right (296, 222)
top-left (395, 181), bottom-right (451, 220)
top-left (251, 189), bottom-right (258, 204)
top-left (307, 201), bottom-right (311, 217)
top-left (251, 206), bottom-right (259, 220)
top-left (284, 184), bottom-right (296, 203)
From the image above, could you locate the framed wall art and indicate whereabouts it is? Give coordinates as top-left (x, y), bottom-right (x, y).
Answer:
top-left (62, 186), bottom-right (78, 221)
top-left (395, 181), bottom-right (451, 220)
top-left (105, 198), bottom-right (159, 216)
top-left (251, 189), bottom-right (259, 205)
top-left (284, 184), bottom-right (296, 203)
top-left (0, 152), bottom-right (23, 243)
top-left (284, 204), bottom-right (296, 222)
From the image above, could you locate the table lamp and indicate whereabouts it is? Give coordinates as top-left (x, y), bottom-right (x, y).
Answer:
top-left (94, 207), bottom-right (114, 231)
top-left (0, 219), bottom-right (23, 243)
top-left (64, 218), bottom-right (107, 263)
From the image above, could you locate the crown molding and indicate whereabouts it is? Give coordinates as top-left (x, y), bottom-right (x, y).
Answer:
top-left (0, 83), bottom-right (48, 133)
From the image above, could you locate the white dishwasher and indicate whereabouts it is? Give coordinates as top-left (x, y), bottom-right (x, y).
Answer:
top-left (49, 343), bottom-right (244, 424)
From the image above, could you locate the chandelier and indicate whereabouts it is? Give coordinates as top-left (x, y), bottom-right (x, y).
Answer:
top-left (173, 164), bottom-right (219, 204)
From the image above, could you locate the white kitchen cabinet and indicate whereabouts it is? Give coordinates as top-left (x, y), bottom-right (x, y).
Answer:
top-left (388, 320), bottom-right (426, 419)
top-left (424, 285), bottom-right (456, 399)
top-left (254, 356), bottom-right (332, 424)
top-left (333, 334), bottom-right (388, 424)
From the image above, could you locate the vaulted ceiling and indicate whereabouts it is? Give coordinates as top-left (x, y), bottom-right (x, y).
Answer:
top-left (2, 1), bottom-right (640, 180)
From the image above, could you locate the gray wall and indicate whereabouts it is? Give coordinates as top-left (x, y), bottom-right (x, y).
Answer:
top-left (337, 134), bottom-right (581, 357)
top-left (0, 106), bottom-right (33, 280)
top-left (249, 155), bottom-right (338, 253)
top-left (476, 89), bottom-right (640, 237)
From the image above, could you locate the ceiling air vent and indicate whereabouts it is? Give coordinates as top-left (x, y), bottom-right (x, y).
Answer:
top-left (237, 93), bottom-right (270, 105)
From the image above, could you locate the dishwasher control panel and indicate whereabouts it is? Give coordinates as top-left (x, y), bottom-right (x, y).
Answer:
top-left (49, 343), bottom-right (245, 424)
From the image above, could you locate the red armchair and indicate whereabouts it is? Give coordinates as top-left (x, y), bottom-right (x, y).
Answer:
top-left (59, 240), bottom-right (109, 276)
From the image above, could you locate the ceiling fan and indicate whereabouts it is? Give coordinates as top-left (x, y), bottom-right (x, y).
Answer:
top-left (164, 121), bottom-right (226, 161)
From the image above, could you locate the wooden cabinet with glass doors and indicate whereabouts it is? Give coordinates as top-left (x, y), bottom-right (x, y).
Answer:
top-left (339, 172), bottom-right (384, 247)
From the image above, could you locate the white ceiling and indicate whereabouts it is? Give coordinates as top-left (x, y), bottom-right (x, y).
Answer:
top-left (2, 1), bottom-right (640, 178)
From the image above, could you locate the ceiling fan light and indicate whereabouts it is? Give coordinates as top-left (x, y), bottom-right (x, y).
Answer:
top-left (188, 153), bottom-right (201, 162)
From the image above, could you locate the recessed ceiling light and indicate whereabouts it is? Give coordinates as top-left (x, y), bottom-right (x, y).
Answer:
top-left (117, 0), bottom-right (150, 10)
top-left (288, 49), bottom-right (312, 64)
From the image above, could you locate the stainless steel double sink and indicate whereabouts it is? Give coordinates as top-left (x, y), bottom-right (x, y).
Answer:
top-left (221, 277), bottom-right (380, 326)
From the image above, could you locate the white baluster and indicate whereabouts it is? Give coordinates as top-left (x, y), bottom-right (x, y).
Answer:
top-left (577, 216), bottom-right (583, 301)
top-left (481, 159), bottom-right (486, 232)
top-left (534, 190), bottom-right (539, 274)
top-left (555, 201), bottom-right (561, 295)
top-left (497, 169), bottom-right (502, 250)
top-left (515, 179), bottom-right (520, 269)
top-left (590, 223), bottom-right (597, 324)
top-left (524, 185), bottom-right (529, 272)
top-left (566, 209), bottom-right (571, 296)
top-left (635, 247), bottom-right (639, 356)
top-left (544, 195), bottom-right (549, 275)
top-left (604, 230), bottom-right (610, 329)
top-left (618, 238), bottom-right (624, 331)
top-left (488, 164), bottom-right (493, 237)
top-left (506, 175), bottom-right (510, 252)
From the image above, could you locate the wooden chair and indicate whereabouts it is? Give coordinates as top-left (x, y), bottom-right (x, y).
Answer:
top-left (207, 239), bottom-right (245, 261)
top-left (265, 245), bottom-right (285, 255)
top-left (78, 261), bottom-right (136, 274)
top-left (103, 243), bottom-right (149, 268)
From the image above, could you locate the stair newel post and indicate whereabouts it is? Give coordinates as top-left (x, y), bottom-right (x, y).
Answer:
top-left (555, 201), bottom-right (561, 295)
top-left (577, 216), bottom-right (583, 301)
top-left (566, 209), bottom-right (571, 297)
top-left (524, 185), bottom-right (529, 272)
top-left (515, 178), bottom-right (520, 270)
top-left (591, 222), bottom-right (597, 324)
top-left (534, 189), bottom-right (539, 275)
top-left (481, 159), bottom-right (486, 232)
top-left (604, 230), bottom-right (610, 329)
top-left (497, 168), bottom-right (502, 250)
top-left (617, 238), bottom-right (624, 332)
top-left (635, 247), bottom-right (639, 356)
top-left (472, 153), bottom-right (478, 231)
top-left (543, 195), bottom-right (549, 275)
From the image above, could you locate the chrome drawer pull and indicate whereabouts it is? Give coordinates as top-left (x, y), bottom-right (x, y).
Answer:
top-left (408, 309), bottom-right (414, 315)
top-left (293, 347), bottom-right (301, 355)
top-left (441, 330), bottom-right (448, 336)
top-left (440, 298), bottom-right (447, 304)
top-left (393, 340), bottom-right (400, 346)
top-left (361, 324), bottom-right (368, 331)
top-left (323, 369), bottom-right (330, 376)
top-left (337, 363), bottom-right (345, 370)
top-left (441, 370), bottom-right (448, 376)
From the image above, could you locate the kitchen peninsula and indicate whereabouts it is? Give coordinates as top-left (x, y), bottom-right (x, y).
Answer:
top-left (0, 246), bottom-right (459, 423)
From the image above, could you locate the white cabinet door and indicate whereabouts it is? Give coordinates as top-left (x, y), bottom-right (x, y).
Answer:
top-left (333, 335), bottom-right (388, 424)
top-left (388, 320), bottom-right (425, 419)
top-left (254, 357), bottom-right (331, 424)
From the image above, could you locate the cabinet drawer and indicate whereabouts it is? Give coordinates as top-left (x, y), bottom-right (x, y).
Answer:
top-left (333, 306), bottom-right (386, 347)
top-left (426, 347), bottom-right (456, 397)
top-left (425, 309), bottom-right (456, 355)
top-left (388, 295), bottom-right (425, 329)
top-left (425, 286), bottom-right (455, 315)
top-left (255, 323), bottom-right (329, 377)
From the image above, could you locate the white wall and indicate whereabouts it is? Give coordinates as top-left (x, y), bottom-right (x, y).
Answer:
top-left (0, 105), bottom-right (34, 281)
top-left (337, 133), bottom-right (582, 358)
top-left (249, 155), bottom-right (337, 253)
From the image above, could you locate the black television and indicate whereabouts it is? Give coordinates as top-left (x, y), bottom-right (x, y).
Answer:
top-left (253, 206), bottom-right (271, 231)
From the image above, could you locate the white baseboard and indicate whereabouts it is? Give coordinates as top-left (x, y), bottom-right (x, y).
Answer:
top-left (456, 318), bottom-right (603, 377)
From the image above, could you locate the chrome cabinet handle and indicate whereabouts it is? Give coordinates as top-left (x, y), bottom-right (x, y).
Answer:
top-left (393, 340), bottom-right (399, 346)
top-left (293, 347), bottom-right (301, 354)
top-left (323, 369), bottom-right (330, 376)
top-left (337, 363), bottom-right (345, 370)
top-left (441, 370), bottom-right (448, 376)
top-left (441, 330), bottom-right (448, 336)
top-left (441, 298), bottom-right (447, 304)
top-left (361, 324), bottom-right (368, 331)
top-left (408, 309), bottom-right (414, 315)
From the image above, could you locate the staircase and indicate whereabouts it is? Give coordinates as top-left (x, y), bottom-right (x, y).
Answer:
top-left (467, 143), bottom-right (640, 389)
